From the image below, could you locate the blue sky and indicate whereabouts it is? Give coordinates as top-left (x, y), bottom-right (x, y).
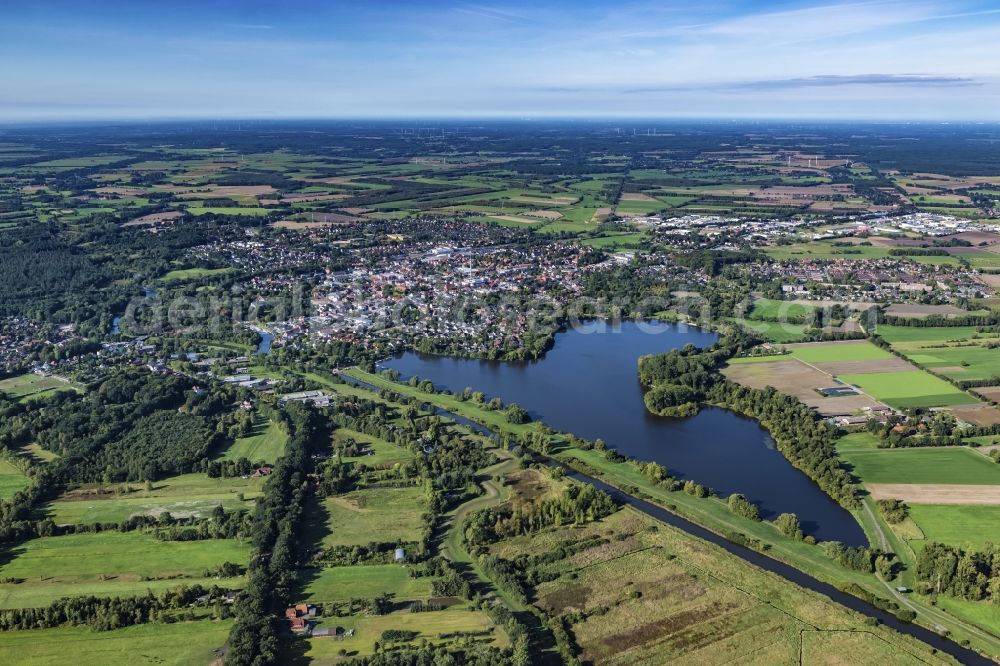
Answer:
top-left (2, 0), bottom-right (999, 121)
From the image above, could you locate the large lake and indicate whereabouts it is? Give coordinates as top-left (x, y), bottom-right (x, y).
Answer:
top-left (384, 320), bottom-right (866, 546)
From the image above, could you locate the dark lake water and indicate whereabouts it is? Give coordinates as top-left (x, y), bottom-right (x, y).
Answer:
top-left (256, 331), bottom-right (274, 355)
top-left (384, 320), bottom-right (866, 546)
top-left (111, 287), bottom-right (157, 335)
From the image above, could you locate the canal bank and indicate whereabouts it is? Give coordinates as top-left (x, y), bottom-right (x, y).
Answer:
top-left (383, 320), bottom-right (865, 545)
top-left (342, 367), bottom-right (1000, 662)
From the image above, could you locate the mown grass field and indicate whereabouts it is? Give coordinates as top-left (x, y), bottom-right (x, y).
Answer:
top-left (835, 432), bottom-right (882, 451)
top-left (902, 345), bottom-right (1000, 382)
top-left (838, 370), bottom-right (977, 408)
top-left (749, 297), bottom-right (817, 321)
top-left (0, 373), bottom-right (81, 401)
top-left (0, 574), bottom-right (245, 609)
top-left (334, 428), bottom-right (414, 467)
top-left (786, 340), bottom-right (895, 363)
top-left (907, 504), bottom-right (1000, 551)
top-left (313, 486), bottom-right (427, 547)
top-left (875, 325), bottom-right (985, 345)
top-left (936, 595), bottom-right (1000, 638)
top-left (578, 232), bottom-right (646, 249)
top-left (298, 564), bottom-right (431, 604)
top-left (0, 620), bottom-right (233, 665)
top-left (218, 417), bottom-right (287, 463)
top-left (0, 459), bottom-right (28, 499)
top-left (300, 607), bottom-right (505, 660)
top-left (0, 531), bottom-right (250, 589)
top-left (45, 472), bottom-right (263, 524)
top-left (730, 317), bottom-right (808, 343)
top-left (159, 266), bottom-right (236, 281)
top-left (841, 447), bottom-right (1000, 485)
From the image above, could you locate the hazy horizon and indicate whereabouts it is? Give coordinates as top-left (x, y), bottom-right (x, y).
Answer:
top-left (3, 0), bottom-right (1000, 122)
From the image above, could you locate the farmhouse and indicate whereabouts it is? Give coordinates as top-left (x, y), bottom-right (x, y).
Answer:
top-left (284, 603), bottom-right (318, 634)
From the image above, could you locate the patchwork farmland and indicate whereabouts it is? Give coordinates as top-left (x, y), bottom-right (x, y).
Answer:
top-left (723, 340), bottom-right (977, 415)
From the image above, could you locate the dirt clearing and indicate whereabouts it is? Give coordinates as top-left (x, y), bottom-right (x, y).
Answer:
top-left (868, 484), bottom-right (1000, 504)
top-left (948, 404), bottom-right (1000, 427)
top-left (722, 359), bottom-right (885, 416)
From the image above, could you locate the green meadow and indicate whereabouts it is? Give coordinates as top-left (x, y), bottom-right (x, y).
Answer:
top-left (0, 531), bottom-right (250, 583)
top-left (0, 373), bottom-right (81, 401)
top-left (0, 574), bottom-right (244, 610)
top-left (0, 620), bottom-right (233, 665)
top-left (749, 297), bottom-right (818, 322)
top-left (0, 527), bottom-right (249, 609)
top-left (0, 459), bottom-right (28, 499)
top-left (841, 447), bottom-right (1000, 485)
top-left (901, 345), bottom-right (1000, 382)
top-left (311, 486), bottom-right (428, 548)
top-left (908, 505), bottom-right (1000, 551)
top-left (298, 564), bottom-right (431, 604)
top-left (160, 266), bottom-right (236, 282)
top-left (875, 325), bottom-right (987, 345)
top-left (834, 432), bottom-right (882, 451)
top-left (185, 206), bottom-right (270, 216)
top-left (217, 417), bottom-right (287, 463)
top-left (301, 607), bottom-right (504, 660)
top-left (731, 317), bottom-right (809, 343)
top-left (837, 370), bottom-right (977, 408)
top-left (788, 341), bottom-right (894, 363)
top-left (335, 428), bottom-right (414, 467)
top-left (45, 473), bottom-right (264, 524)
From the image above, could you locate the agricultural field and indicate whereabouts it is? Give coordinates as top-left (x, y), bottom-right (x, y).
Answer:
top-left (725, 340), bottom-right (980, 412)
top-left (0, 531), bottom-right (249, 608)
top-left (875, 325), bottom-right (989, 345)
top-left (43, 472), bottom-right (264, 524)
top-left (841, 445), bottom-right (1000, 559)
top-left (905, 345), bottom-right (1000, 382)
top-left (783, 340), bottom-right (895, 364)
top-left (308, 486), bottom-right (428, 548)
top-left (883, 304), bottom-right (984, 319)
top-left (906, 504), bottom-right (1000, 551)
top-left (872, 325), bottom-right (1000, 386)
top-left (837, 370), bottom-right (977, 409)
top-left (841, 447), bottom-right (1000, 486)
top-left (0, 620), bottom-right (233, 666)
